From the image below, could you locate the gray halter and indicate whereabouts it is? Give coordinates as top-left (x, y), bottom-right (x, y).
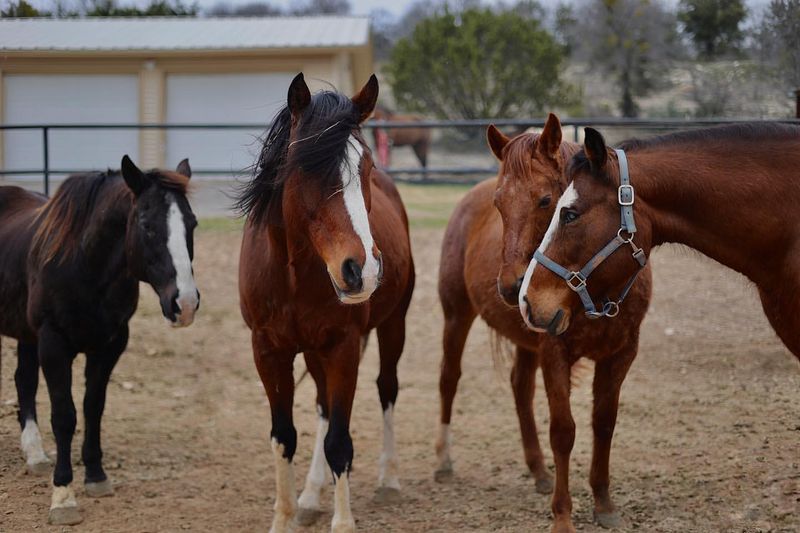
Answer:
top-left (533, 149), bottom-right (647, 319)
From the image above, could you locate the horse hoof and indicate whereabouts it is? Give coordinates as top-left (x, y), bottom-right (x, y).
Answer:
top-left (550, 522), bottom-right (576, 533)
top-left (49, 506), bottom-right (83, 526)
top-left (373, 486), bottom-right (402, 504)
top-left (85, 479), bottom-right (114, 498)
top-left (594, 510), bottom-right (623, 529)
top-left (535, 475), bottom-right (554, 494)
top-left (434, 465), bottom-right (454, 483)
top-left (27, 458), bottom-right (52, 476)
top-left (295, 507), bottom-right (323, 526)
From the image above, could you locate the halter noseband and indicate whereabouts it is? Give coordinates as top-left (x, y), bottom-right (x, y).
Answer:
top-left (533, 149), bottom-right (647, 319)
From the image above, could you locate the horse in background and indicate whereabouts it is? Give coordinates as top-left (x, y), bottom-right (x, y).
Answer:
top-left (237, 73), bottom-right (414, 533)
top-left (0, 156), bottom-right (200, 526)
top-left (371, 104), bottom-right (431, 179)
top-left (437, 114), bottom-right (652, 533)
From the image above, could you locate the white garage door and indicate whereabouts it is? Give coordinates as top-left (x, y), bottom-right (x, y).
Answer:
top-left (165, 73), bottom-right (295, 174)
top-left (3, 74), bottom-right (139, 177)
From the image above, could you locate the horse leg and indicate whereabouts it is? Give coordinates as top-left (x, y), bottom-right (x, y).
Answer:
top-left (412, 141), bottom-right (428, 181)
top-left (374, 298), bottom-right (410, 502)
top-left (758, 286), bottom-right (800, 360)
top-left (542, 351), bottom-right (576, 533)
top-left (296, 351), bottom-right (330, 526)
top-left (252, 332), bottom-right (297, 533)
top-left (38, 324), bottom-right (81, 526)
top-left (511, 347), bottom-right (552, 494)
top-left (435, 308), bottom-right (476, 482)
top-left (81, 327), bottom-right (127, 498)
top-left (589, 346), bottom-right (637, 529)
top-left (321, 333), bottom-right (360, 533)
top-left (16, 340), bottom-right (51, 475)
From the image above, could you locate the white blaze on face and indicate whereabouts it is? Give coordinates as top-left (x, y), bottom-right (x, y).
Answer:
top-left (379, 403), bottom-right (400, 490)
top-left (166, 200), bottom-right (198, 327)
top-left (340, 136), bottom-right (381, 302)
top-left (518, 182), bottom-right (579, 328)
top-left (298, 413), bottom-right (329, 511)
top-left (270, 438), bottom-right (298, 533)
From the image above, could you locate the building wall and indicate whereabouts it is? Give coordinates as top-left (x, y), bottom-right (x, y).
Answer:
top-left (1, 47), bottom-right (371, 170)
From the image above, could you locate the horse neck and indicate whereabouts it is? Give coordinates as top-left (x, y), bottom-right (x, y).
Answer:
top-left (83, 179), bottom-right (133, 276)
top-left (632, 141), bottom-right (799, 284)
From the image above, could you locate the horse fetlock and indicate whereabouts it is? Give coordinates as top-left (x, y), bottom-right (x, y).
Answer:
top-left (21, 420), bottom-right (51, 474)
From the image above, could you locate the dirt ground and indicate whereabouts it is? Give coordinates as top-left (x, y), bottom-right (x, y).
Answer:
top-left (1, 186), bottom-right (799, 532)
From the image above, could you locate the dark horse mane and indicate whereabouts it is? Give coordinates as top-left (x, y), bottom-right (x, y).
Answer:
top-left (32, 169), bottom-right (188, 264)
top-left (569, 122), bottom-right (800, 180)
top-left (236, 90), bottom-right (363, 224)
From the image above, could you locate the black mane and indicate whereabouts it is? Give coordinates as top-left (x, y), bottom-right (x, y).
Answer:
top-left (569, 122), bottom-right (800, 180)
top-left (236, 90), bottom-right (362, 224)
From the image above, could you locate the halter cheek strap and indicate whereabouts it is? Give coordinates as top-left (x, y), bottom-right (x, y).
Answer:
top-left (533, 148), bottom-right (647, 319)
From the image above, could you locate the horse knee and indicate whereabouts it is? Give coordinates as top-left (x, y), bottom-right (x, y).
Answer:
top-left (550, 418), bottom-right (575, 453)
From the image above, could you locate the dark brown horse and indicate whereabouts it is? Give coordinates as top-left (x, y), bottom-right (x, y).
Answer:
top-left (437, 114), bottom-right (652, 533)
top-left (237, 73), bottom-right (414, 532)
top-left (521, 122), bottom-right (800, 531)
top-left (371, 104), bottom-right (431, 174)
top-left (0, 157), bottom-right (199, 525)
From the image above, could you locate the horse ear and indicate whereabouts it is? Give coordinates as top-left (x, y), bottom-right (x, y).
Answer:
top-left (486, 124), bottom-right (510, 161)
top-left (537, 113), bottom-right (562, 160)
top-left (583, 128), bottom-right (608, 173)
top-left (352, 74), bottom-right (379, 123)
top-left (121, 155), bottom-right (148, 195)
top-left (176, 158), bottom-right (192, 179)
top-left (288, 72), bottom-right (311, 118)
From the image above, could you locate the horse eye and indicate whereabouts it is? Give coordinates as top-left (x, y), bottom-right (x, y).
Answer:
top-left (538, 196), bottom-right (552, 209)
top-left (561, 208), bottom-right (579, 224)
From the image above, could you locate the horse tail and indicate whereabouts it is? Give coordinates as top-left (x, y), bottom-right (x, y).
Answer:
top-left (489, 328), bottom-right (514, 387)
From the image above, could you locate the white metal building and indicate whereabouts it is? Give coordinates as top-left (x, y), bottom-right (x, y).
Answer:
top-left (0, 17), bottom-right (373, 176)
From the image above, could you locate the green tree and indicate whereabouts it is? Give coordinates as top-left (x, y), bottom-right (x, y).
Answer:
top-left (385, 7), bottom-right (570, 119)
top-left (678, 0), bottom-right (747, 59)
top-left (573, 0), bottom-right (680, 117)
top-left (757, 0), bottom-right (800, 90)
top-left (84, 0), bottom-right (197, 16)
top-left (1, 0), bottom-right (49, 17)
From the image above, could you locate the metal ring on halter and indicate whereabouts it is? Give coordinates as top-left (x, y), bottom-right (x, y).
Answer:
top-left (617, 227), bottom-right (634, 243)
top-left (602, 301), bottom-right (620, 317)
top-left (566, 271), bottom-right (587, 291)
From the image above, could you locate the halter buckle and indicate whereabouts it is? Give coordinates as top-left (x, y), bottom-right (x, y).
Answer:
top-left (566, 271), bottom-right (587, 292)
top-left (618, 184), bottom-right (634, 206)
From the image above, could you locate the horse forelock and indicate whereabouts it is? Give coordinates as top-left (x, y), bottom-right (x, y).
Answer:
top-left (237, 91), bottom-right (363, 225)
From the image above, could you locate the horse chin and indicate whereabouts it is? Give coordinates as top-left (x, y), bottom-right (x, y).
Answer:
top-left (330, 280), bottom-right (375, 305)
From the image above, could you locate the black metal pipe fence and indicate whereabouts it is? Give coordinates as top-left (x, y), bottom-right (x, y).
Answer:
top-left (2, 117), bottom-right (799, 195)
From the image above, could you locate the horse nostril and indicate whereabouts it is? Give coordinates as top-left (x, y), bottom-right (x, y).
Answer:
top-left (195, 291), bottom-right (201, 311)
top-left (342, 258), bottom-right (363, 292)
top-left (171, 296), bottom-right (181, 316)
top-left (513, 277), bottom-right (523, 294)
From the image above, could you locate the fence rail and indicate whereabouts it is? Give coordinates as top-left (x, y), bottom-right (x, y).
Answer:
top-left (2, 118), bottom-right (799, 195)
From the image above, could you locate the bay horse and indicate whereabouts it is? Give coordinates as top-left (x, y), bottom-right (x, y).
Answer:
top-left (520, 122), bottom-right (800, 531)
top-left (0, 156), bottom-right (200, 525)
top-left (437, 114), bottom-right (652, 533)
top-left (237, 73), bottom-right (414, 532)
top-left (371, 104), bottom-right (431, 177)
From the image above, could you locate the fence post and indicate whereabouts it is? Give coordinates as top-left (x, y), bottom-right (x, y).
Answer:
top-left (42, 126), bottom-right (50, 196)
top-left (796, 89), bottom-right (800, 119)
top-left (573, 125), bottom-right (579, 143)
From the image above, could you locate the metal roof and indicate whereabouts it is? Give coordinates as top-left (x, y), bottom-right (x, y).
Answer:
top-left (0, 16), bottom-right (370, 52)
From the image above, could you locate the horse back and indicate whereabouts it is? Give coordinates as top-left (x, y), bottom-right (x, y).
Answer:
top-left (0, 186), bottom-right (46, 341)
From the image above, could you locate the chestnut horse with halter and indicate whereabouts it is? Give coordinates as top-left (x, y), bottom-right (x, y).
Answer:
top-left (0, 157), bottom-right (199, 525)
top-left (238, 74), bottom-right (414, 532)
top-left (437, 114), bottom-right (652, 533)
top-left (521, 123), bottom-right (800, 531)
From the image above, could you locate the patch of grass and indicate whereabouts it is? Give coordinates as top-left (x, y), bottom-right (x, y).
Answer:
top-left (198, 217), bottom-right (244, 233)
top-left (397, 182), bottom-right (473, 229)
